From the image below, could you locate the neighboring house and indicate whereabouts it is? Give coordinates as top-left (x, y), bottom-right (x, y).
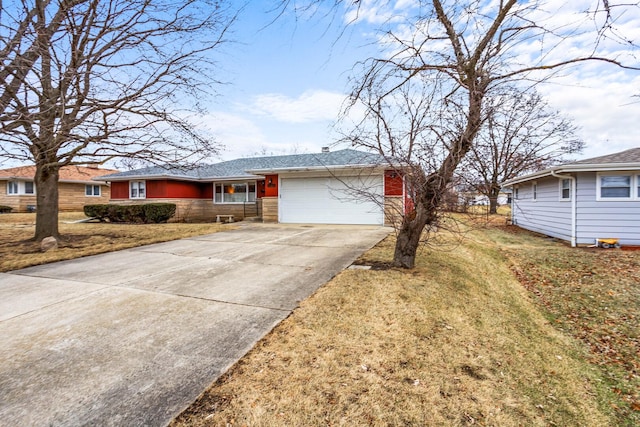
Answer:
top-left (97, 149), bottom-right (408, 225)
top-left (0, 165), bottom-right (117, 212)
top-left (501, 147), bottom-right (640, 246)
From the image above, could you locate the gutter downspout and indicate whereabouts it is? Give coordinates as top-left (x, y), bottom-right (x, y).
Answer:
top-left (551, 171), bottom-right (577, 247)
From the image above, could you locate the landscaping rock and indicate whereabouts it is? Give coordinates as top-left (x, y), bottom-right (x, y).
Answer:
top-left (41, 236), bottom-right (58, 252)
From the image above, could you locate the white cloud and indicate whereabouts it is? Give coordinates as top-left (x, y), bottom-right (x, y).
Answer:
top-left (538, 70), bottom-right (640, 158)
top-left (248, 90), bottom-right (347, 123)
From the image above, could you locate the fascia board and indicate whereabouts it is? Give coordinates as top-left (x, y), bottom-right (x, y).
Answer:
top-left (501, 162), bottom-right (640, 187)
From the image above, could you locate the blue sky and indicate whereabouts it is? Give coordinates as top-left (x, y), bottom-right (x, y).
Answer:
top-left (203, 1), bottom-right (640, 162)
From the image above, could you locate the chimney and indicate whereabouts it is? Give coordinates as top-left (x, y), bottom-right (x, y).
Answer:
top-left (321, 147), bottom-right (330, 153)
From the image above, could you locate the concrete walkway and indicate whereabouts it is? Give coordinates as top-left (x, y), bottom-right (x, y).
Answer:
top-left (0, 224), bottom-right (390, 426)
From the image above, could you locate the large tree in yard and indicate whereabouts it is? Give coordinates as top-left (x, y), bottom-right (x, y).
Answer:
top-left (297, 0), bottom-right (639, 268)
top-left (0, 0), bottom-right (235, 240)
top-left (459, 88), bottom-right (584, 214)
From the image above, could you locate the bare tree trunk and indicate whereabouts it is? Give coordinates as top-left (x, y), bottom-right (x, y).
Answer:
top-left (34, 165), bottom-right (60, 240)
top-left (488, 186), bottom-right (500, 214)
top-left (392, 80), bottom-right (487, 268)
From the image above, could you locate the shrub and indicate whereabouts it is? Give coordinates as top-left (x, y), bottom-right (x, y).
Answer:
top-left (0, 205), bottom-right (13, 213)
top-left (142, 203), bottom-right (176, 223)
top-left (84, 204), bottom-right (109, 220)
top-left (83, 203), bottom-right (176, 223)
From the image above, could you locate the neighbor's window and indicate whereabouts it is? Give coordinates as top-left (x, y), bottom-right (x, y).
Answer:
top-left (532, 182), bottom-right (537, 201)
top-left (130, 181), bottom-right (146, 199)
top-left (514, 186), bottom-right (519, 200)
top-left (7, 181), bottom-right (18, 195)
top-left (599, 175), bottom-right (631, 199)
top-left (560, 179), bottom-right (571, 200)
top-left (214, 182), bottom-right (256, 203)
top-left (24, 181), bottom-right (34, 194)
top-left (85, 184), bottom-right (101, 196)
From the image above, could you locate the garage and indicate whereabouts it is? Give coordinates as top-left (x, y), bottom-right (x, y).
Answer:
top-left (279, 175), bottom-right (384, 225)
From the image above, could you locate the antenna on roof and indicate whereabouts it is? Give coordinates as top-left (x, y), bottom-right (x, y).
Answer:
top-left (321, 147), bottom-right (330, 153)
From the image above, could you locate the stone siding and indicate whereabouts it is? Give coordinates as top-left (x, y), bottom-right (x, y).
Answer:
top-left (109, 198), bottom-right (261, 223)
top-left (384, 196), bottom-right (404, 227)
top-left (261, 197), bottom-right (278, 222)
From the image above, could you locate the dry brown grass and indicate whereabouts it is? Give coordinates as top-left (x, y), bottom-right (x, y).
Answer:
top-left (0, 212), bottom-right (228, 272)
top-left (172, 221), bottom-right (615, 427)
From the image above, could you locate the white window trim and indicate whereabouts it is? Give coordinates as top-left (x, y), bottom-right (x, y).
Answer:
top-left (213, 181), bottom-right (257, 204)
top-left (7, 180), bottom-right (35, 196)
top-left (559, 178), bottom-right (572, 201)
top-left (532, 181), bottom-right (537, 201)
top-left (596, 172), bottom-right (636, 201)
top-left (130, 180), bottom-right (146, 199)
top-left (7, 181), bottom-right (18, 195)
top-left (85, 184), bottom-right (101, 197)
top-left (514, 185), bottom-right (519, 200)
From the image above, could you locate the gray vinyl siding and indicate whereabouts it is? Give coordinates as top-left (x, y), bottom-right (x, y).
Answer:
top-left (575, 171), bottom-right (640, 245)
top-left (511, 171), bottom-right (640, 246)
top-left (512, 176), bottom-right (572, 241)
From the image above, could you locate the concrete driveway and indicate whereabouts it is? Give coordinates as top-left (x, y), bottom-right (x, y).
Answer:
top-left (0, 223), bottom-right (390, 426)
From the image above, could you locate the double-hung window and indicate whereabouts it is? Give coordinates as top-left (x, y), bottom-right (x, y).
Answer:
top-left (597, 174), bottom-right (633, 200)
top-left (532, 182), bottom-right (537, 201)
top-left (7, 181), bottom-right (18, 195)
top-left (130, 181), bottom-right (146, 199)
top-left (24, 181), bottom-right (34, 194)
top-left (560, 179), bottom-right (571, 201)
top-left (214, 182), bottom-right (256, 204)
top-left (599, 175), bottom-right (631, 199)
top-left (85, 184), bottom-right (101, 196)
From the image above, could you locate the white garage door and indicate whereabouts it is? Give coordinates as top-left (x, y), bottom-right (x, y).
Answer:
top-left (279, 175), bottom-right (384, 225)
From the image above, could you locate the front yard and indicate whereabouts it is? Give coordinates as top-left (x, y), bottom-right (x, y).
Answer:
top-left (1, 212), bottom-right (637, 425)
top-left (173, 217), bottom-right (639, 426)
top-left (0, 212), bottom-right (227, 272)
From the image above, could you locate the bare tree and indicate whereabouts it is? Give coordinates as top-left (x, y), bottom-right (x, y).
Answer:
top-left (0, 0), bottom-right (236, 240)
top-left (291, 0), bottom-right (638, 268)
top-left (459, 88), bottom-right (584, 214)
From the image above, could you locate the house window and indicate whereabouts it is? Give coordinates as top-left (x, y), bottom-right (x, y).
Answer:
top-left (532, 182), bottom-right (537, 201)
top-left (214, 181), bottom-right (257, 204)
top-left (560, 179), bottom-right (571, 200)
top-left (85, 184), bottom-right (101, 196)
top-left (599, 175), bottom-right (631, 199)
top-left (7, 181), bottom-right (18, 195)
top-left (514, 186), bottom-right (519, 200)
top-left (130, 181), bottom-right (146, 199)
top-left (24, 181), bottom-right (34, 194)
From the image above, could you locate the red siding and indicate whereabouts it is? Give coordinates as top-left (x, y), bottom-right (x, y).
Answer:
top-left (264, 174), bottom-right (278, 197)
top-left (146, 180), bottom-right (166, 198)
top-left (110, 180), bottom-right (212, 199)
top-left (164, 180), bottom-right (209, 198)
top-left (202, 183), bottom-right (213, 199)
top-left (111, 181), bottom-right (129, 199)
top-left (384, 170), bottom-right (404, 196)
top-left (257, 179), bottom-right (266, 199)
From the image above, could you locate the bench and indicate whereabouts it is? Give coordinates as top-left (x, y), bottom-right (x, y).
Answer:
top-left (216, 214), bottom-right (234, 223)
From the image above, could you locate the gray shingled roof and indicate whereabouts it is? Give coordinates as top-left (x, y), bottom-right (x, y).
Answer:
top-left (502, 146), bottom-right (640, 187)
top-left (565, 147), bottom-right (640, 165)
top-left (98, 149), bottom-right (388, 181)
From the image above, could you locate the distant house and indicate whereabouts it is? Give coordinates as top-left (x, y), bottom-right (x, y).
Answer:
top-left (0, 165), bottom-right (118, 212)
top-left (97, 149), bottom-right (408, 225)
top-left (501, 147), bottom-right (640, 246)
